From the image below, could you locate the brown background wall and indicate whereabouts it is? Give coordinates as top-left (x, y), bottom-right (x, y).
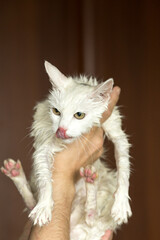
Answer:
top-left (0, 0), bottom-right (160, 239)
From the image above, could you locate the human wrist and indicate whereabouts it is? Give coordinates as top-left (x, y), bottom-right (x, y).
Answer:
top-left (53, 152), bottom-right (79, 181)
top-left (52, 174), bottom-right (75, 203)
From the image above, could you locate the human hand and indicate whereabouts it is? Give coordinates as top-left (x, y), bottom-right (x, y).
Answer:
top-left (53, 86), bottom-right (121, 180)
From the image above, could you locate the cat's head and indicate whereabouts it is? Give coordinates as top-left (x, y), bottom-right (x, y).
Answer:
top-left (45, 61), bottom-right (113, 143)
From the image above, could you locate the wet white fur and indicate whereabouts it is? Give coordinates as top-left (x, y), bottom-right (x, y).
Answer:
top-left (26, 62), bottom-right (131, 234)
top-left (7, 61), bottom-right (131, 238)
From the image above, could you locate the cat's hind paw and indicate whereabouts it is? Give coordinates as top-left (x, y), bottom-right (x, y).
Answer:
top-left (80, 165), bottom-right (98, 183)
top-left (111, 192), bottom-right (132, 225)
top-left (29, 201), bottom-right (53, 226)
top-left (1, 159), bottom-right (22, 179)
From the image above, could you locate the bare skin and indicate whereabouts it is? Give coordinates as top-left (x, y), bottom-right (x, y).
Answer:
top-left (19, 86), bottom-right (120, 240)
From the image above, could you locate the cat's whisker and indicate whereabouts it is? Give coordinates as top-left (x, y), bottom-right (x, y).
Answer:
top-left (80, 135), bottom-right (97, 162)
top-left (75, 138), bottom-right (81, 161)
top-left (80, 134), bottom-right (97, 150)
top-left (27, 144), bottom-right (34, 155)
top-left (77, 137), bottom-right (89, 157)
top-left (78, 136), bottom-right (95, 164)
top-left (18, 132), bottom-right (31, 144)
top-left (17, 133), bottom-right (34, 158)
top-left (77, 137), bottom-right (95, 164)
top-left (80, 136), bottom-right (94, 157)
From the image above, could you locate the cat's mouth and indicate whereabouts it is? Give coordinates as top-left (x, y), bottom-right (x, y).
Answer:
top-left (56, 127), bottom-right (72, 140)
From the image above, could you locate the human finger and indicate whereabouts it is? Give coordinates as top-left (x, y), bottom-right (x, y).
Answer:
top-left (101, 230), bottom-right (113, 240)
top-left (101, 86), bottom-right (121, 124)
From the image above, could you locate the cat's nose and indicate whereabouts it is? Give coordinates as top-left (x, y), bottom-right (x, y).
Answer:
top-left (56, 127), bottom-right (70, 139)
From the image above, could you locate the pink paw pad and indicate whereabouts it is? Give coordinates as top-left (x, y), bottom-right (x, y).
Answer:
top-left (80, 166), bottom-right (98, 183)
top-left (101, 230), bottom-right (112, 240)
top-left (1, 159), bottom-right (21, 178)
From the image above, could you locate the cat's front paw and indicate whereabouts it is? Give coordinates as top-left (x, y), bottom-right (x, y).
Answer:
top-left (1, 159), bottom-right (22, 179)
top-left (29, 201), bottom-right (53, 226)
top-left (111, 191), bottom-right (132, 225)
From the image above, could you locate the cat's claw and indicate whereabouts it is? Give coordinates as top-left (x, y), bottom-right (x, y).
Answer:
top-left (29, 201), bottom-right (53, 226)
top-left (111, 191), bottom-right (132, 225)
top-left (80, 165), bottom-right (98, 183)
top-left (1, 159), bottom-right (22, 178)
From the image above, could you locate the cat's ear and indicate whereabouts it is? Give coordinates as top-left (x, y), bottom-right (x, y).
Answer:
top-left (92, 78), bottom-right (114, 102)
top-left (44, 61), bottom-right (68, 88)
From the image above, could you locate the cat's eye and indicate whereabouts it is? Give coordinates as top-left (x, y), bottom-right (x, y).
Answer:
top-left (52, 108), bottom-right (61, 116)
top-left (74, 112), bottom-right (85, 119)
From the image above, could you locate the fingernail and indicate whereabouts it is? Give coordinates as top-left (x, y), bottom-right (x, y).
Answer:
top-left (116, 87), bottom-right (121, 95)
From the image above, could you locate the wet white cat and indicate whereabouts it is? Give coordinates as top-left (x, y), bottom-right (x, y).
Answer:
top-left (1, 61), bottom-right (132, 239)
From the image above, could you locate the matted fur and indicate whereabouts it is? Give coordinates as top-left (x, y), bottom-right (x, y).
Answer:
top-left (2, 61), bottom-right (132, 239)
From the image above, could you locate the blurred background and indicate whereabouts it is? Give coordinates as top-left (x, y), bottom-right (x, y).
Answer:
top-left (0, 0), bottom-right (160, 239)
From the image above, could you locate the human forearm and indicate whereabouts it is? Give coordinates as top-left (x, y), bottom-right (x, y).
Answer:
top-left (29, 177), bottom-right (75, 240)
top-left (49, 176), bottom-right (75, 240)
